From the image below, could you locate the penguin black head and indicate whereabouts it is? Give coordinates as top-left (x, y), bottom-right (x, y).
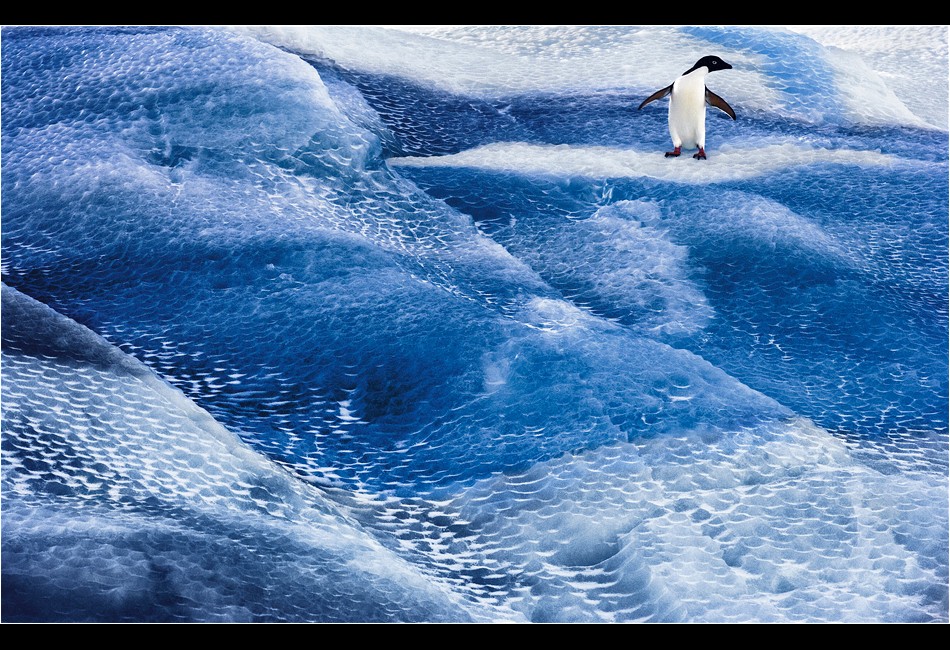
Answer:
top-left (686, 56), bottom-right (733, 75)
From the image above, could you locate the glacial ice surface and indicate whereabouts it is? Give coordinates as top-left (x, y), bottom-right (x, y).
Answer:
top-left (2, 25), bottom-right (947, 622)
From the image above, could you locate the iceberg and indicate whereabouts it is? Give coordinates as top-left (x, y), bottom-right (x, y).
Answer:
top-left (2, 24), bottom-right (946, 622)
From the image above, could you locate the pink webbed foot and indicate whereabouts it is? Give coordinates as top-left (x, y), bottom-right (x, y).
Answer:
top-left (693, 147), bottom-right (707, 160)
top-left (665, 147), bottom-right (681, 158)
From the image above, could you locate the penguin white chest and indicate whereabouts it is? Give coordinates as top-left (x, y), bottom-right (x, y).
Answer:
top-left (669, 70), bottom-right (708, 149)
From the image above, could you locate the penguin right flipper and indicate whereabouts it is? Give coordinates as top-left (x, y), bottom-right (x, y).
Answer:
top-left (705, 88), bottom-right (737, 120)
top-left (638, 84), bottom-right (673, 110)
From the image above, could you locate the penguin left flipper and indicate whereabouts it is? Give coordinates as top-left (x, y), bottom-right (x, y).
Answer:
top-left (705, 88), bottom-right (737, 120)
top-left (638, 84), bottom-right (673, 110)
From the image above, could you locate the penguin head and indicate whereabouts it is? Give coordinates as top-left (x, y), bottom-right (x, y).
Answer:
top-left (687, 56), bottom-right (733, 74)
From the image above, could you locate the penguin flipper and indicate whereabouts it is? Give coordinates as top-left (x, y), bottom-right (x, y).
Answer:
top-left (638, 84), bottom-right (673, 110)
top-left (705, 88), bottom-right (737, 120)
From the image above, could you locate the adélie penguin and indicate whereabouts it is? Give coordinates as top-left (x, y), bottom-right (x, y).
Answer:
top-left (638, 56), bottom-right (737, 160)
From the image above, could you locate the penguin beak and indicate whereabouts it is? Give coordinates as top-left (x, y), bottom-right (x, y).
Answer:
top-left (723, 61), bottom-right (733, 70)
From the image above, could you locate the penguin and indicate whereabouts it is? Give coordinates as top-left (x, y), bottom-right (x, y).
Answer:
top-left (638, 55), bottom-right (736, 160)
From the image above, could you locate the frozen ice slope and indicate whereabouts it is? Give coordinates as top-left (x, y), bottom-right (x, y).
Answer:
top-left (2, 25), bottom-right (946, 622)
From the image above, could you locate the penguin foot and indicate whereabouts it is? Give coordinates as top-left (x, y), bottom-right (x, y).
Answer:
top-left (693, 148), bottom-right (707, 160)
top-left (665, 147), bottom-right (681, 158)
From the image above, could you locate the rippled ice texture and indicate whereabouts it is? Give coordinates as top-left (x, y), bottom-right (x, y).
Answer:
top-left (2, 25), bottom-right (947, 622)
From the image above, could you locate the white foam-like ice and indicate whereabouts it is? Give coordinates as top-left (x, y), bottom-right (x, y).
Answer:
top-left (821, 46), bottom-right (933, 129)
top-left (235, 25), bottom-right (529, 96)
top-left (237, 25), bottom-right (941, 129)
top-left (389, 140), bottom-right (911, 184)
top-left (234, 25), bottom-right (767, 106)
top-left (789, 25), bottom-right (948, 129)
